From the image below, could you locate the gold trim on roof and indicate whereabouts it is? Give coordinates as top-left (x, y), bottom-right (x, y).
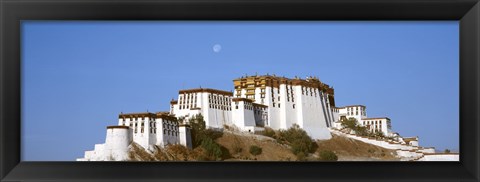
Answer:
top-left (232, 98), bottom-right (254, 103)
top-left (178, 88), bottom-right (233, 96)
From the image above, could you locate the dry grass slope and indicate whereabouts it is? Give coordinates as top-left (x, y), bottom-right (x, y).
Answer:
top-left (316, 134), bottom-right (399, 161)
top-left (126, 132), bottom-right (400, 161)
top-left (216, 132), bottom-right (297, 161)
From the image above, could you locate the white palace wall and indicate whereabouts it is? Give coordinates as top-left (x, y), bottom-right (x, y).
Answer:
top-left (231, 98), bottom-right (256, 132)
top-left (104, 126), bottom-right (132, 161)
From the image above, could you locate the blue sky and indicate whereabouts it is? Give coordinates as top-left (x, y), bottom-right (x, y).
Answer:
top-left (21, 21), bottom-right (459, 161)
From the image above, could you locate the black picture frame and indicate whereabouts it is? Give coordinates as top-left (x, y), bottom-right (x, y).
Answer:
top-left (1, 0), bottom-right (479, 181)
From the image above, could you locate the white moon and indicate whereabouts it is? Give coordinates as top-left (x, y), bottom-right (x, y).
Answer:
top-left (213, 44), bottom-right (222, 53)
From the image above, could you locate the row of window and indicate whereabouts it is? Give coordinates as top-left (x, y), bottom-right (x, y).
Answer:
top-left (209, 94), bottom-right (231, 104)
top-left (179, 103), bottom-right (197, 110)
top-left (132, 126), bottom-right (179, 135)
top-left (126, 120), bottom-right (178, 128)
top-left (179, 93), bottom-right (198, 110)
top-left (209, 104), bottom-right (232, 111)
top-left (254, 109), bottom-right (267, 115)
top-left (164, 129), bottom-right (179, 136)
top-left (133, 127), bottom-right (163, 134)
top-left (347, 111), bottom-right (366, 116)
top-left (179, 93), bottom-right (197, 104)
top-left (301, 86), bottom-right (318, 96)
top-left (364, 120), bottom-right (383, 125)
top-left (121, 117), bottom-right (154, 122)
top-left (347, 107), bottom-right (365, 111)
top-left (286, 85), bottom-right (295, 102)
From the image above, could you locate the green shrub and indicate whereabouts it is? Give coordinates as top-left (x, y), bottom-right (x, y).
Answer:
top-left (278, 124), bottom-right (315, 155)
top-left (262, 127), bottom-right (276, 138)
top-left (296, 152), bottom-right (306, 161)
top-left (204, 129), bottom-right (224, 140)
top-left (340, 118), bottom-right (386, 138)
top-left (249, 145), bottom-right (263, 156)
top-left (318, 150), bottom-right (338, 161)
top-left (200, 137), bottom-right (223, 160)
top-left (354, 126), bottom-right (370, 136)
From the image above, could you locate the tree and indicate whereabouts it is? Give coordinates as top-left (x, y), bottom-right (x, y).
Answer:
top-left (340, 118), bottom-right (383, 138)
top-left (189, 114), bottom-right (207, 148)
top-left (444, 149), bottom-right (451, 153)
top-left (340, 118), bottom-right (357, 130)
top-left (249, 145), bottom-right (263, 157)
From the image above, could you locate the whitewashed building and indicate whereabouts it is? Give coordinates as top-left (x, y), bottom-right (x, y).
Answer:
top-left (332, 105), bottom-right (393, 137)
top-left (231, 75), bottom-right (335, 139)
top-left (117, 112), bottom-right (187, 149)
top-left (78, 73), bottom-right (404, 161)
top-left (167, 75), bottom-right (336, 139)
top-left (361, 117), bottom-right (392, 136)
top-left (170, 88), bottom-right (234, 129)
top-left (77, 112), bottom-right (192, 161)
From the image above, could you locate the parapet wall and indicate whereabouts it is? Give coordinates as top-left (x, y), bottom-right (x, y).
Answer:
top-left (416, 153), bottom-right (459, 161)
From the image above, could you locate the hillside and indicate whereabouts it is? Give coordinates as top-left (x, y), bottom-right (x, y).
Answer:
top-left (217, 131), bottom-right (398, 161)
top-left (126, 130), bottom-right (400, 161)
top-left (215, 131), bottom-right (297, 161)
top-left (316, 134), bottom-right (399, 161)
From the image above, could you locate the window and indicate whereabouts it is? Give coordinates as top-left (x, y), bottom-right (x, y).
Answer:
top-left (278, 104), bottom-right (281, 108)
top-left (293, 104), bottom-right (295, 109)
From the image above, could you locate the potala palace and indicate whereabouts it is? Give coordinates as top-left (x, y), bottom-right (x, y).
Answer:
top-left (77, 74), bottom-right (455, 161)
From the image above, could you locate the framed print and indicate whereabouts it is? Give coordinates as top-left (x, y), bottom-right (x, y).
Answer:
top-left (1, 0), bottom-right (479, 181)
